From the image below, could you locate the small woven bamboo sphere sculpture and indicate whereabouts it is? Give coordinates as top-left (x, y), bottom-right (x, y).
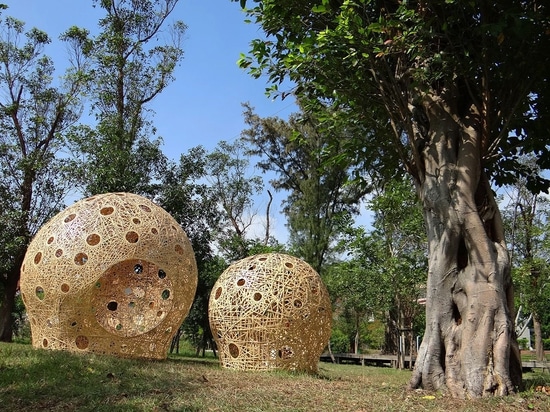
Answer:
top-left (20, 192), bottom-right (198, 359)
top-left (208, 253), bottom-right (332, 373)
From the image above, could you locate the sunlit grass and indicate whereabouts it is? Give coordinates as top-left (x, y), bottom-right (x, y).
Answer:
top-left (1, 342), bottom-right (549, 411)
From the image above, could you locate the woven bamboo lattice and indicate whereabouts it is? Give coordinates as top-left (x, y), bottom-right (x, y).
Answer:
top-left (208, 253), bottom-right (332, 373)
top-left (20, 192), bottom-right (198, 360)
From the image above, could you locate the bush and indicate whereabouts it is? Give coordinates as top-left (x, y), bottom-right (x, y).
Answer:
top-left (543, 338), bottom-right (550, 350)
top-left (330, 329), bottom-right (350, 353)
top-left (517, 338), bottom-right (530, 350)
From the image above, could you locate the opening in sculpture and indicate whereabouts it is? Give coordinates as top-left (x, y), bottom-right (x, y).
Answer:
top-left (20, 192), bottom-right (198, 359)
top-left (208, 253), bottom-right (332, 372)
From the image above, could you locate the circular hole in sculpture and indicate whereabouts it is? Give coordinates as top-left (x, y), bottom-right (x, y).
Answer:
top-left (107, 301), bottom-right (118, 311)
top-left (237, 278), bottom-right (245, 286)
top-left (35, 286), bottom-right (45, 300)
top-left (74, 252), bottom-right (88, 265)
top-left (158, 269), bottom-right (166, 279)
top-left (55, 249), bottom-right (63, 258)
top-left (248, 264), bottom-right (256, 270)
top-left (86, 233), bottom-right (101, 246)
top-left (133, 218), bottom-right (141, 224)
top-left (293, 299), bottom-right (302, 308)
top-left (125, 231), bottom-right (139, 243)
top-left (75, 335), bottom-right (89, 349)
top-left (124, 287), bottom-right (132, 295)
top-left (278, 346), bottom-right (294, 359)
top-left (42, 338), bottom-right (48, 347)
top-left (64, 213), bottom-right (76, 223)
top-left (161, 289), bottom-right (170, 300)
top-left (139, 204), bottom-right (151, 212)
top-left (47, 236), bottom-right (54, 244)
top-left (214, 287), bottom-right (222, 299)
top-left (285, 262), bottom-right (294, 269)
top-left (157, 311), bottom-right (163, 317)
top-left (34, 252), bottom-right (42, 264)
top-left (128, 301), bottom-right (135, 308)
top-left (151, 227), bottom-right (158, 234)
top-left (116, 324), bottom-right (122, 331)
top-left (149, 301), bottom-right (155, 309)
top-left (259, 257), bottom-right (267, 261)
top-left (71, 321), bottom-right (77, 327)
top-left (228, 343), bottom-right (239, 358)
top-left (254, 292), bottom-right (262, 301)
top-left (61, 283), bottom-right (70, 293)
top-left (100, 206), bottom-right (114, 215)
top-left (174, 244), bottom-right (184, 255)
top-left (134, 264), bottom-right (143, 274)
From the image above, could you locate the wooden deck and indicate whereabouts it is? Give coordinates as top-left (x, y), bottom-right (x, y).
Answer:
top-left (320, 353), bottom-right (415, 368)
top-left (320, 353), bottom-right (550, 372)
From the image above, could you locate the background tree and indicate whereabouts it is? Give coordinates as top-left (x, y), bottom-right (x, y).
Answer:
top-left (367, 176), bottom-right (427, 368)
top-left (502, 162), bottom-right (550, 361)
top-left (234, 0), bottom-right (550, 396)
top-left (325, 230), bottom-right (388, 355)
top-left (0, 16), bottom-right (86, 341)
top-left (328, 176), bottom-right (426, 367)
top-left (158, 146), bottom-right (221, 355)
top-left (205, 139), bottom-right (265, 261)
top-left (241, 103), bottom-right (368, 273)
top-left (64, 0), bottom-right (185, 196)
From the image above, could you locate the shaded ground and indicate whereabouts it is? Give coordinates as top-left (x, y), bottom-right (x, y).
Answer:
top-left (0, 342), bottom-right (549, 411)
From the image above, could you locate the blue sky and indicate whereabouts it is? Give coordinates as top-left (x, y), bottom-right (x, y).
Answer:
top-left (3, 0), bottom-right (296, 157)
top-left (3, 0), bottom-right (298, 242)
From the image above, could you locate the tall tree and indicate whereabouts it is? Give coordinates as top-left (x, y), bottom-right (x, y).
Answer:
top-left (158, 146), bottom-right (222, 355)
top-left (205, 139), bottom-right (265, 261)
top-left (234, 0), bottom-right (550, 397)
top-left (64, 0), bottom-right (185, 196)
top-left (241, 103), bottom-right (367, 273)
top-left (0, 16), bottom-right (86, 340)
top-left (328, 176), bottom-right (426, 364)
top-left (502, 164), bottom-right (550, 362)
top-left (368, 177), bottom-right (427, 367)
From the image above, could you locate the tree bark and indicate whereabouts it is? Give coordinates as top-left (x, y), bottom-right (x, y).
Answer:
top-left (0, 264), bottom-right (21, 342)
top-left (408, 95), bottom-right (522, 397)
top-left (532, 312), bottom-right (544, 362)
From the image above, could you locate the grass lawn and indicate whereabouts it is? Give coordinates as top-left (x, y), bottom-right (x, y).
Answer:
top-left (1, 342), bottom-right (549, 411)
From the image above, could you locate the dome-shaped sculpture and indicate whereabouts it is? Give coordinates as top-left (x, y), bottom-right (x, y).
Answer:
top-left (208, 253), bottom-right (331, 372)
top-left (20, 192), bottom-right (198, 360)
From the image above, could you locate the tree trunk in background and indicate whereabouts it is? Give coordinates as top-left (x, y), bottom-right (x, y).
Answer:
top-left (408, 95), bottom-right (521, 397)
top-left (532, 313), bottom-right (544, 362)
top-left (0, 264), bottom-right (21, 342)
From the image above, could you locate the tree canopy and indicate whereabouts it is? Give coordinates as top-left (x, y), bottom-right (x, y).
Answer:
top-left (0, 15), bottom-right (87, 341)
top-left (233, 0), bottom-right (550, 397)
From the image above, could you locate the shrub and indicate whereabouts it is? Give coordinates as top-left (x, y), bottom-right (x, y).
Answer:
top-left (517, 338), bottom-right (529, 350)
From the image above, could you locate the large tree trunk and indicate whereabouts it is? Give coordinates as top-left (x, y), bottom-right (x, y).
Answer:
top-left (408, 95), bottom-right (522, 397)
top-left (0, 264), bottom-right (21, 342)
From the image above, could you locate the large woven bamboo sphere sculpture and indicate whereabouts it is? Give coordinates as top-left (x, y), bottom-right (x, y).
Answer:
top-left (209, 253), bottom-right (332, 372)
top-left (20, 192), bottom-right (198, 360)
